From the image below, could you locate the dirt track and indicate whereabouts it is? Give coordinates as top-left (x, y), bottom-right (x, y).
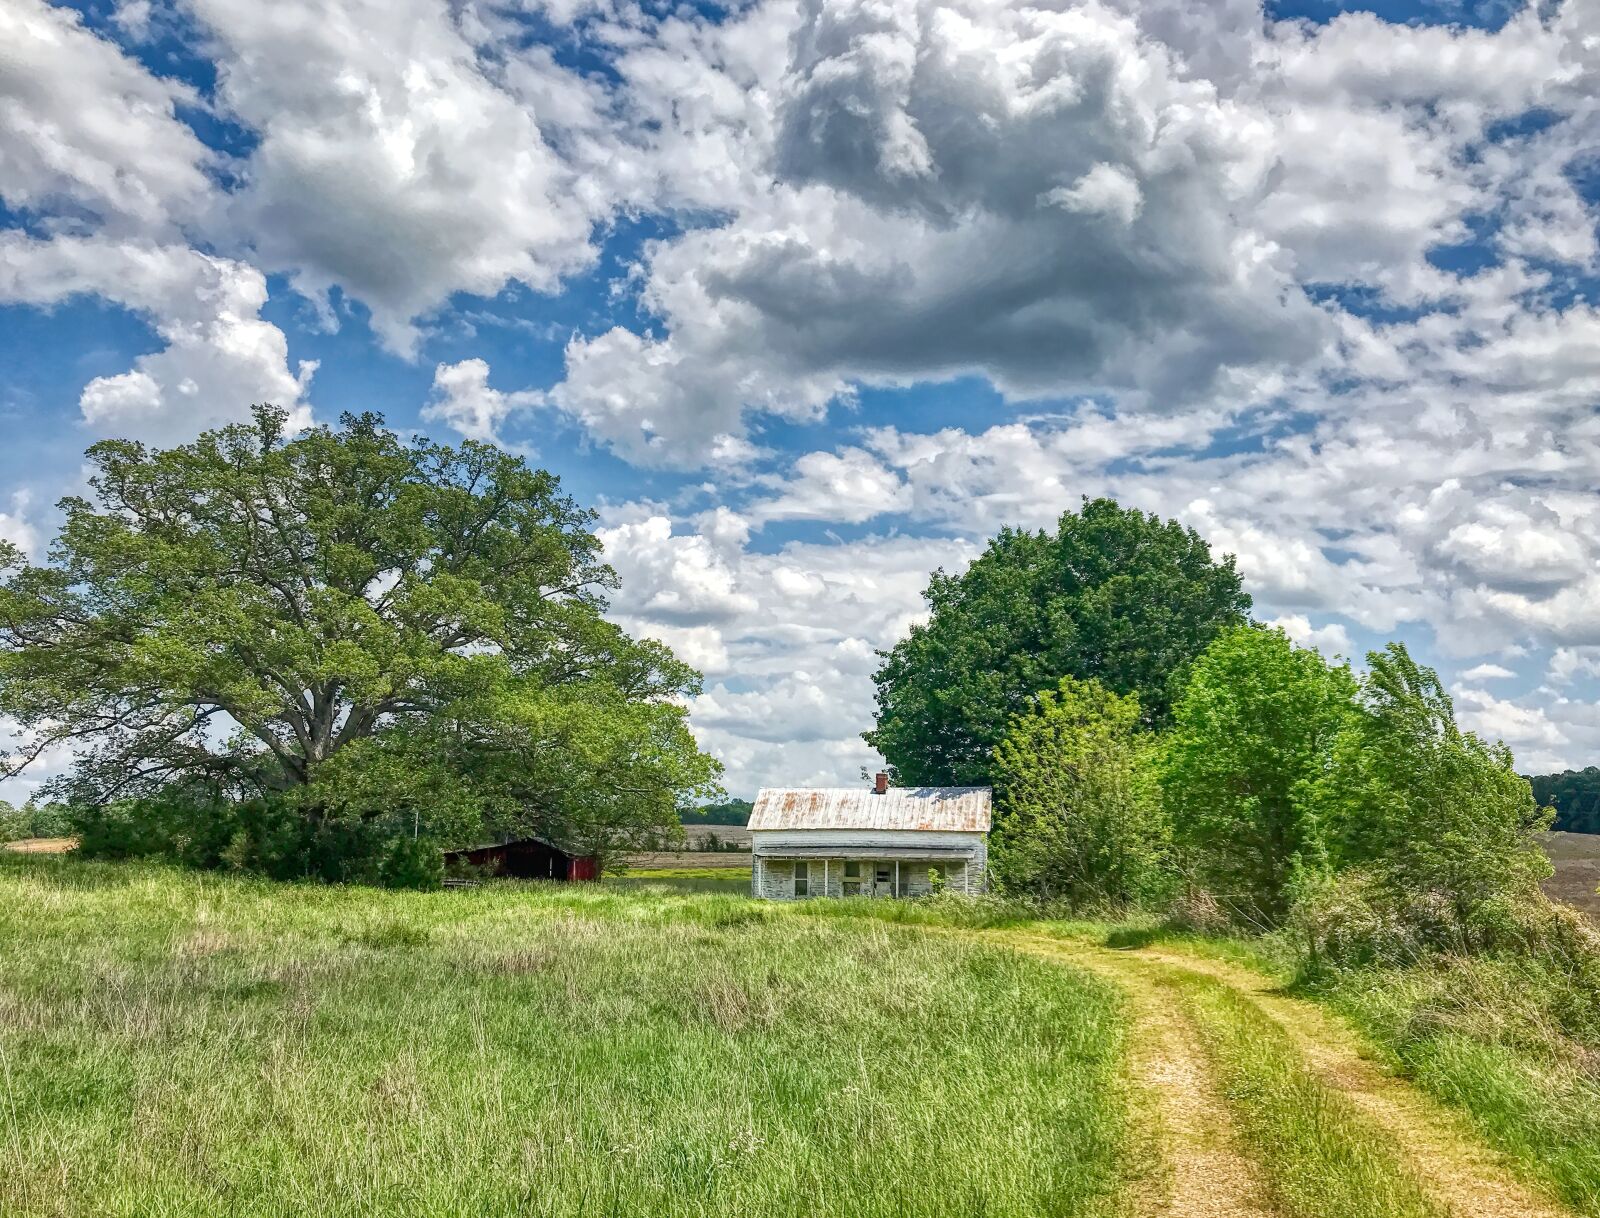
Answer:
top-left (985, 931), bottom-right (1575, 1218)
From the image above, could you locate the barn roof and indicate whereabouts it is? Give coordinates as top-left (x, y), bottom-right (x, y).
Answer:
top-left (747, 787), bottom-right (992, 833)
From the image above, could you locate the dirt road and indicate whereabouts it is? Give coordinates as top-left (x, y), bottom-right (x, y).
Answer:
top-left (983, 930), bottom-right (1575, 1218)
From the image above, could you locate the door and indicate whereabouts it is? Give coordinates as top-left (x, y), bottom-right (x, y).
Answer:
top-left (873, 863), bottom-right (894, 898)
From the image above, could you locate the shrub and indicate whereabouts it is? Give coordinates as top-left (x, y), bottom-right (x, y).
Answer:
top-left (1313, 643), bottom-right (1552, 940)
top-left (71, 787), bottom-right (447, 889)
top-left (1161, 625), bottom-right (1356, 926)
top-left (378, 836), bottom-right (445, 891)
top-left (991, 677), bottom-right (1167, 906)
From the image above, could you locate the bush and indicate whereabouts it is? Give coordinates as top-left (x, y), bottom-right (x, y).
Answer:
top-left (1313, 643), bottom-right (1552, 939)
top-left (1161, 625), bottom-right (1355, 927)
top-left (1292, 873), bottom-right (1600, 1061)
top-left (71, 788), bottom-right (447, 889)
top-left (378, 835), bottom-right (445, 891)
top-left (991, 677), bottom-right (1168, 906)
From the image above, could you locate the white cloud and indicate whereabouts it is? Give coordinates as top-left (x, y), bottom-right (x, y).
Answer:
top-left (187, 0), bottom-right (614, 353)
top-left (423, 359), bottom-right (541, 445)
top-left (1270, 614), bottom-right (1355, 659)
top-left (751, 448), bottom-right (910, 525)
top-left (0, 234), bottom-right (314, 441)
top-left (0, 491), bottom-right (39, 559)
top-left (0, 0), bottom-right (212, 232)
top-left (600, 510), bottom-right (974, 793)
top-left (1461, 663), bottom-right (1516, 682)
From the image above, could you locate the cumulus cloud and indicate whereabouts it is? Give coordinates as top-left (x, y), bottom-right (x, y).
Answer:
top-left (0, 234), bottom-right (314, 440)
top-left (0, 491), bottom-right (39, 558)
top-left (599, 510), bottom-right (974, 792)
top-left (0, 0), bottom-right (212, 231)
top-left (423, 359), bottom-right (541, 445)
top-left (1270, 614), bottom-right (1355, 659)
top-left (185, 0), bottom-right (615, 353)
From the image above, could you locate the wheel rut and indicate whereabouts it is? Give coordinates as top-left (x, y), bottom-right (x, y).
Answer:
top-left (1125, 945), bottom-right (1572, 1218)
top-left (991, 933), bottom-right (1277, 1218)
top-left (984, 929), bottom-right (1574, 1218)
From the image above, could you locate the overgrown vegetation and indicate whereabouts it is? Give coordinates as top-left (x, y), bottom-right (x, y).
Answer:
top-left (0, 857), bottom-right (1134, 1218)
top-left (991, 678), bottom-right (1166, 906)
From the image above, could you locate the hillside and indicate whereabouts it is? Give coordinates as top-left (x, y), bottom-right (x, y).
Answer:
top-left (2, 857), bottom-right (1595, 1218)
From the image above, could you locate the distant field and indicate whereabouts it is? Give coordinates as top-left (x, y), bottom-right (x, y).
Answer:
top-left (0, 856), bottom-right (1130, 1218)
top-left (1542, 831), bottom-right (1600, 920)
top-left (0, 836), bottom-right (75, 854)
top-left (624, 849), bottom-right (750, 870)
top-left (681, 823), bottom-right (752, 849)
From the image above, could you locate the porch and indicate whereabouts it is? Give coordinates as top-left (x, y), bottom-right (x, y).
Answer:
top-left (752, 850), bottom-right (978, 900)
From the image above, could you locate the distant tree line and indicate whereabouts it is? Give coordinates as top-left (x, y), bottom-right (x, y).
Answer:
top-left (0, 799), bottom-right (73, 843)
top-left (1526, 769), bottom-right (1600, 835)
top-left (679, 799), bottom-right (753, 826)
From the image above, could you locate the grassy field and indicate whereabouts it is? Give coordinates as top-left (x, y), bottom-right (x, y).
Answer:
top-left (4, 854), bottom-right (1595, 1217)
top-left (0, 855), bottom-right (1132, 1218)
top-left (604, 866), bottom-right (752, 894)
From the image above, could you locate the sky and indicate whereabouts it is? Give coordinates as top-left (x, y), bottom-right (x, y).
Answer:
top-left (2, 0), bottom-right (1599, 802)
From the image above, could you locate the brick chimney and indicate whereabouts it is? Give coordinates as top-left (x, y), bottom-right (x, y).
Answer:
top-left (874, 771), bottom-right (888, 795)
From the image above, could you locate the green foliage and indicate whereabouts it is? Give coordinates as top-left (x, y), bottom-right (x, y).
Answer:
top-left (0, 408), bottom-right (719, 883)
top-left (1527, 767), bottom-right (1600, 834)
top-left (1161, 626), bottom-right (1356, 926)
top-left (679, 799), bottom-right (754, 826)
top-left (991, 677), bottom-right (1166, 905)
top-left (0, 799), bottom-right (74, 843)
top-left (866, 497), bottom-right (1250, 785)
top-left (377, 835), bottom-right (444, 891)
top-left (1313, 643), bottom-right (1552, 937)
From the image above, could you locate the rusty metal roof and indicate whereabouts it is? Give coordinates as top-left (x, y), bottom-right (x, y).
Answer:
top-left (747, 787), bottom-right (992, 833)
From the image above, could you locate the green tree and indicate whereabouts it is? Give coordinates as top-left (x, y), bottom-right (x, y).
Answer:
top-left (991, 677), bottom-right (1165, 905)
top-left (1527, 767), bottom-right (1600, 834)
top-left (1315, 643), bottom-right (1551, 929)
top-left (1161, 625), bottom-right (1356, 925)
top-left (866, 498), bottom-right (1250, 785)
top-left (0, 408), bottom-right (719, 875)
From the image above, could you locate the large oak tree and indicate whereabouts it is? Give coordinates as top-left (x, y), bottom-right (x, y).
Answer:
top-left (0, 407), bottom-right (718, 860)
top-left (866, 498), bottom-right (1250, 786)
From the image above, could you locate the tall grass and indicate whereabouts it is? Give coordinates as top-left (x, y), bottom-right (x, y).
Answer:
top-left (0, 857), bottom-right (1135, 1218)
top-left (1314, 958), bottom-right (1600, 1216)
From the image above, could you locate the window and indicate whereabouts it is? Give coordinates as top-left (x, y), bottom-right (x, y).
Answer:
top-left (793, 860), bottom-right (809, 897)
top-left (842, 880), bottom-right (861, 896)
top-left (844, 861), bottom-right (860, 878)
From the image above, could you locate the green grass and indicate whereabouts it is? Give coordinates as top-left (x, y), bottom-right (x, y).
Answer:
top-left (0, 856), bottom-right (1135, 1218)
top-left (1315, 961), bottom-right (1600, 1216)
top-left (1156, 964), bottom-right (1441, 1218)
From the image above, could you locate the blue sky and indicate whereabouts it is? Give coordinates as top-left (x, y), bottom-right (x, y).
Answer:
top-left (3, 0), bottom-right (1599, 798)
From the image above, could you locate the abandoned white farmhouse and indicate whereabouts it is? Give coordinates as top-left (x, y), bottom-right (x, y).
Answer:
top-left (747, 774), bottom-right (992, 900)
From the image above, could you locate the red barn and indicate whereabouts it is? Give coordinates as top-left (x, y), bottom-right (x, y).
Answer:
top-left (442, 836), bottom-right (599, 882)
